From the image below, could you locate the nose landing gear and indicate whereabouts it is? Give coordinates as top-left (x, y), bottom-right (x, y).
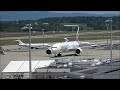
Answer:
top-left (57, 53), bottom-right (61, 57)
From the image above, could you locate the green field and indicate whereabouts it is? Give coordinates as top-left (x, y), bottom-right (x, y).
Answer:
top-left (1, 29), bottom-right (116, 38)
top-left (0, 31), bottom-right (120, 46)
top-left (0, 31), bottom-right (70, 38)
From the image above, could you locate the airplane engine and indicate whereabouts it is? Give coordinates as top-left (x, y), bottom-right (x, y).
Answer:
top-left (31, 47), bottom-right (34, 49)
top-left (75, 48), bottom-right (82, 54)
top-left (46, 49), bottom-right (52, 54)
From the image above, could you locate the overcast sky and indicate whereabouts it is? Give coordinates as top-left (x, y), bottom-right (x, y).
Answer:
top-left (48, 11), bottom-right (120, 14)
top-left (0, 11), bottom-right (120, 14)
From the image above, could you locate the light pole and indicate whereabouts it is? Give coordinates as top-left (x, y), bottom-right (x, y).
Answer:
top-left (72, 27), bottom-right (74, 32)
top-left (109, 18), bottom-right (113, 69)
top-left (42, 28), bottom-right (45, 49)
top-left (28, 24), bottom-right (32, 79)
top-left (24, 24), bottom-right (32, 79)
top-left (105, 18), bottom-right (113, 69)
top-left (42, 28), bottom-right (45, 38)
top-left (0, 50), bottom-right (1, 79)
top-left (42, 23), bottom-right (48, 49)
top-left (106, 24), bottom-right (109, 45)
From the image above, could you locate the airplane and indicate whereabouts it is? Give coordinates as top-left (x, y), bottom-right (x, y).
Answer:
top-left (15, 39), bottom-right (51, 49)
top-left (46, 26), bottom-right (97, 57)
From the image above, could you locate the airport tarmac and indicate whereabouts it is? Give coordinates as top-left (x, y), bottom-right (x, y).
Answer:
top-left (1, 42), bottom-right (120, 66)
top-left (0, 39), bottom-right (120, 78)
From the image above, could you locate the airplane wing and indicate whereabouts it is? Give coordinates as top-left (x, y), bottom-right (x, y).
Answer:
top-left (26, 43), bottom-right (52, 49)
top-left (79, 45), bottom-right (97, 48)
top-left (36, 44), bottom-right (51, 49)
top-left (79, 42), bottom-right (98, 48)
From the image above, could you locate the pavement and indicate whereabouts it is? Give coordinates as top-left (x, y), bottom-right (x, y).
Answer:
top-left (0, 39), bottom-right (120, 79)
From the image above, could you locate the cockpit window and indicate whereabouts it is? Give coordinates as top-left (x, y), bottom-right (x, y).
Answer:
top-left (52, 47), bottom-right (57, 48)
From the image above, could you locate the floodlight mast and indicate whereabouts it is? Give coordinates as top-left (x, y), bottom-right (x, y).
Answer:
top-left (28, 24), bottom-right (32, 79)
top-left (105, 18), bottom-right (113, 69)
top-left (42, 23), bottom-right (48, 49)
top-left (64, 25), bottom-right (79, 32)
top-left (110, 18), bottom-right (113, 69)
top-left (24, 24), bottom-right (32, 79)
top-left (106, 24), bottom-right (109, 45)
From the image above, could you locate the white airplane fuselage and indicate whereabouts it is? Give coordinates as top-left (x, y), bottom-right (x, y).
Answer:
top-left (46, 41), bottom-right (83, 56)
top-left (53, 41), bottom-right (79, 52)
top-left (46, 40), bottom-right (96, 56)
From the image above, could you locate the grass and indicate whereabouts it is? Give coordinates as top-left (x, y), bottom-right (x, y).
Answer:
top-left (113, 32), bottom-right (120, 36)
top-left (1, 30), bottom-right (119, 38)
top-left (0, 37), bottom-right (119, 46)
top-left (0, 31), bottom-right (120, 46)
top-left (0, 31), bottom-right (68, 38)
top-left (0, 32), bottom-right (28, 38)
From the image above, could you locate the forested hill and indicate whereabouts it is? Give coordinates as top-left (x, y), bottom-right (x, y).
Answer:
top-left (0, 16), bottom-right (120, 32)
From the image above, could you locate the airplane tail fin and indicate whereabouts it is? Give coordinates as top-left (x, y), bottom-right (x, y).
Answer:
top-left (15, 40), bottom-right (24, 45)
top-left (76, 26), bottom-right (79, 42)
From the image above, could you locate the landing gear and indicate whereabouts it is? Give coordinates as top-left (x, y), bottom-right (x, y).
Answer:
top-left (75, 54), bottom-right (78, 56)
top-left (19, 47), bottom-right (22, 49)
top-left (54, 53), bottom-right (62, 57)
top-left (75, 53), bottom-right (81, 56)
top-left (57, 53), bottom-right (61, 57)
top-left (19, 46), bottom-right (23, 49)
top-left (31, 47), bottom-right (34, 49)
top-left (35, 48), bottom-right (39, 49)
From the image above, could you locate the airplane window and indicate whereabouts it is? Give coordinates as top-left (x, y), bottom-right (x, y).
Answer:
top-left (52, 47), bottom-right (57, 48)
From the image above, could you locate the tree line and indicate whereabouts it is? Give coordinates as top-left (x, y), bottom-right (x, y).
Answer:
top-left (0, 16), bottom-right (120, 32)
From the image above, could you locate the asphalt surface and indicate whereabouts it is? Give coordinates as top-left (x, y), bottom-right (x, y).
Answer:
top-left (1, 40), bottom-right (120, 74)
top-left (0, 37), bottom-right (120, 79)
